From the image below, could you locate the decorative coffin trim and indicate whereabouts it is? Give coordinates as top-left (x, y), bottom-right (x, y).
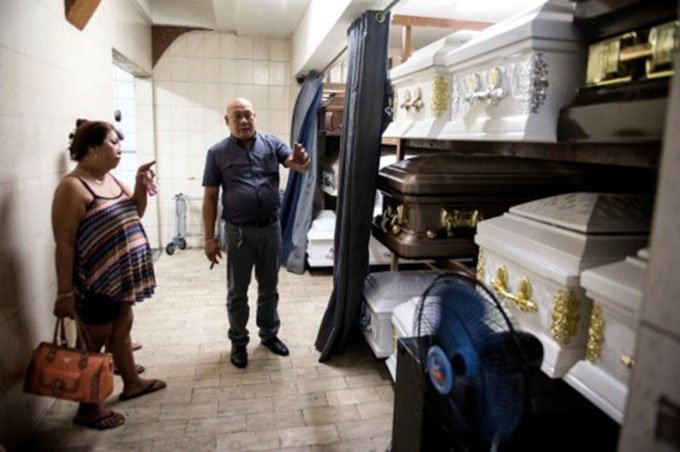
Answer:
top-left (431, 75), bottom-right (449, 118)
top-left (586, 303), bottom-right (605, 362)
top-left (476, 247), bottom-right (486, 282)
top-left (528, 53), bottom-right (550, 114)
top-left (551, 289), bottom-right (581, 346)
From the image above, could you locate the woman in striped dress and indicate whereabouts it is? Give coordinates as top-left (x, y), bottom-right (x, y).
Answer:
top-left (51, 120), bottom-right (166, 429)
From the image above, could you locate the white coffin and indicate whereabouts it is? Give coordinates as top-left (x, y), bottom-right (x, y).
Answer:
top-left (307, 210), bottom-right (337, 267)
top-left (361, 271), bottom-right (439, 359)
top-left (385, 296), bottom-right (419, 381)
top-left (383, 31), bottom-right (478, 139)
top-left (438, 0), bottom-right (583, 142)
top-left (307, 210), bottom-right (394, 267)
top-left (563, 249), bottom-right (648, 423)
top-left (385, 295), bottom-right (441, 382)
top-left (474, 193), bottom-right (652, 377)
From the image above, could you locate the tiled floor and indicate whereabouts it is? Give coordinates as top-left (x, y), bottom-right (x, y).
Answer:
top-left (29, 250), bottom-right (394, 451)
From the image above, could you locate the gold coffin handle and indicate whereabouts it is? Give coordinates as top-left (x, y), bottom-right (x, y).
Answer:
top-left (400, 89), bottom-right (412, 111)
top-left (491, 265), bottom-right (538, 312)
top-left (440, 208), bottom-right (480, 237)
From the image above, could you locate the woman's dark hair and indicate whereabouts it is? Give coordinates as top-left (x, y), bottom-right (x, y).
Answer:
top-left (68, 120), bottom-right (115, 161)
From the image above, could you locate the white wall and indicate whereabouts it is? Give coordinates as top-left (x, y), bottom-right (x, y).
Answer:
top-left (152, 31), bottom-right (293, 249)
top-left (0, 1), bottom-right (152, 449)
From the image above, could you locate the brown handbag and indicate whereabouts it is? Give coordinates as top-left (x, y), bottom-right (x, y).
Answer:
top-left (23, 317), bottom-right (114, 404)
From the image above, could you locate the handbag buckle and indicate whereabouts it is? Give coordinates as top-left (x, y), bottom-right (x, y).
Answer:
top-left (52, 379), bottom-right (64, 396)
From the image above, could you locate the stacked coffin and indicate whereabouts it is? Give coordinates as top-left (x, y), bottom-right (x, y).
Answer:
top-left (360, 271), bottom-right (440, 360)
top-left (383, 31), bottom-right (477, 140)
top-left (474, 193), bottom-right (653, 378)
top-left (372, 154), bottom-right (655, 260)
top-left (439, 0), bottom-right (583, 142)
top-left (383, 0), bottom-right (584, 142)
top-left (562, 248), bottom-right (649, 423)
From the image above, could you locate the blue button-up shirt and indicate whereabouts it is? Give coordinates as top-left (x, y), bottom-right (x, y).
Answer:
top-left (202, 133), bottom-right (291, 223)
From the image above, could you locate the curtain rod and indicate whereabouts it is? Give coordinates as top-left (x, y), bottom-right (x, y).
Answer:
top-left (320, 0), bottom-right (402, 76)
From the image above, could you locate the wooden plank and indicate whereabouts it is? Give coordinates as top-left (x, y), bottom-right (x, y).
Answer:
top-left (64, 0), bottom-right (101, 30)
top-left (392, 14), bottom-right (491, 31)
top-left (401, 25), bottom-right (412, 63)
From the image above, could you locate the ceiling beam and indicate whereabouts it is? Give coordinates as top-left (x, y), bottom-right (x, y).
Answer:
top-left (391, 14), bottom-right (491, 31)
top-left (152, 25), bottom-right (209, 66)
top-left (64, 0), bottom-right (102, 30)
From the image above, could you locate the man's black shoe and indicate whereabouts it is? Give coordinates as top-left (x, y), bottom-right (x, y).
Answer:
top-left (230, 345), bottom-right (248, 368)
top-left (261, 337), bottom-right (289, 356)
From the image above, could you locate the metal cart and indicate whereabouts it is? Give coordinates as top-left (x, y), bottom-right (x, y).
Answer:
top-left (165, 193), bottom-right (191, 255)
top-left (165, 192), bottom-right (223, 255)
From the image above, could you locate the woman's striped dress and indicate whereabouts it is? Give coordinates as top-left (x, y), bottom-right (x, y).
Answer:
top-left (73, 178), bottom-right (155, 304)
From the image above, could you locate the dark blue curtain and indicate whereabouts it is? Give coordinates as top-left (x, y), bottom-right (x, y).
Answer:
top-left (280, 72), bottom-right (323, 273)
top-left (315, 11), bottom-right (391, 361)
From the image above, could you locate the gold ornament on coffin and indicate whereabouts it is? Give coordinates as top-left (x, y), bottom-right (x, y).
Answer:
top-left (491, 265), bottom-right (538, 312)
top-left (431, 76), bottom-right (449, 118)
top-left (380, 204), bottom-right (406, 235)
top-left (586, 303), bottom-right (604, 362)
top-left (551, 290), bottom-right (580, 346)
top-left (476, 247), bottom-right (486, 282)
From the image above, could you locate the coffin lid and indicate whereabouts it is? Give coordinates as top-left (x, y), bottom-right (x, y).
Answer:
top-left (509, 193), bottom-right (653, 234)
top-left (364, 271), bottom-right (440, 313)
top-left (389, 30), bottom-right (478, 80)
top-left (443, 0), bottom-right (578, 67)
top-left (580, 250), bottom-right (648, 317)
top-left (475, 193), bottom-right (651, 286)
top-left (377, 155), bottom-right (655, 197)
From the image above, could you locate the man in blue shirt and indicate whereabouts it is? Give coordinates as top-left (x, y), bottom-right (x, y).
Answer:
top-left (202, 97), bottom-right (309, 368)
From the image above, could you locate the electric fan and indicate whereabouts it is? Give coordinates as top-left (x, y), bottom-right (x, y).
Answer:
top-left (413, 272), bottom-right (544, 452)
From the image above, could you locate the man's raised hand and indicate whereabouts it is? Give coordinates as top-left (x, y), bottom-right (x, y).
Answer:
top-left (288, 142), bottom-right (310, 173)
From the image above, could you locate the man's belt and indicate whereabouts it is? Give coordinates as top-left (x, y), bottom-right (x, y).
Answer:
top-left (233, 215), bottom-right (279, 228)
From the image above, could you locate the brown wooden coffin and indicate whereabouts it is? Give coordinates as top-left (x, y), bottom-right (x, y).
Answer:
top-left (372, 154), bottom-right (656, 259)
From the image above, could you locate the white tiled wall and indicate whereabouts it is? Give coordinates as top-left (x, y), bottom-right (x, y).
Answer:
top-left (0, 0), bottom-right (152, 449)
top-left (153, 32), bottom-right (294, 249)
top-left (113, 65), bottom-right (139, 189)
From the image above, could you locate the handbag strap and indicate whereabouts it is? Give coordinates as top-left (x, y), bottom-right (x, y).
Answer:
top-left (52, 317), bottom-right (68, 346)
top-left (53, 315), bottom-right (94, 352)
top-left (74, 314), bottom-right (95, 352)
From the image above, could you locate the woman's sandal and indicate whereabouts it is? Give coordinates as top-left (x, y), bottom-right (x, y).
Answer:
top-left (73, 410), bottom-right (125, 430)
top-left (113, 364), bottom-right (145, 375)
top-left (119, 379), bottom-right (167, 401)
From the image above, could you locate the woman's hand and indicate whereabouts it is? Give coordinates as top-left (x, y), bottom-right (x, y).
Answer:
top-left (136, 160), bottom-right (157, 196)
top-left (54, 294), bottom-right (76, 319)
